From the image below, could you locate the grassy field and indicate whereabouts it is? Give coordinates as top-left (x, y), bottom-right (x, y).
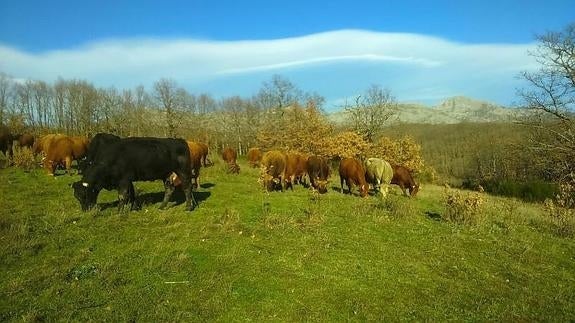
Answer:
top-left (1, 158), bottom-right (574, 321)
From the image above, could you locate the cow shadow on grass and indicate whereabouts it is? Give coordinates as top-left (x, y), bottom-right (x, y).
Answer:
top-left (200, 182), bottom-right (215, 189)
top-left (98, 189), bottom-right (211, 211)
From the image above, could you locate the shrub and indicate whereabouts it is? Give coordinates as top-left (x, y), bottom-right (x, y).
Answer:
top-left (317, 131), bottom-right (371, 159)
top-left (9, 144), bottom-right (40, 171)
top-left (418, 165), bottom-right (439, 184)
top-left (377, 194), bottom-right (416, 219)
top-left (443, 188), bottom-right (484, 225)
top-left (369, 135), bottom-right (424, 172)
top-left (544, 182), bottom-right (575, 238)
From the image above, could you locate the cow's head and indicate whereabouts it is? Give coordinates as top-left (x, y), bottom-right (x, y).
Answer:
top-left (410, 184), bottom-right (420, 197)
top-left (359, 184), bottom-right (368, 197)
top-left (72, 181), bottom-right (100, 211)
top-left (314, 177), bottom-right (329, 194)
top-left (260, 166), bottom-right (280, 191)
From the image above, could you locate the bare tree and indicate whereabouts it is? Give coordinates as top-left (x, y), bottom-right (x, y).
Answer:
top-left (345, 84), bottom-right (397, 142)
top-left (256, 74), bottom-right (302, 109)
top-left (518, 23), bottom-right (575, 182)
top-left (154, 78), bottom-right (179, 138)
top-left (0, 73), bottom-right (13, 125)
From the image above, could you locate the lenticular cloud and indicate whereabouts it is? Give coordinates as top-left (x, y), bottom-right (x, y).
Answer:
top-left (0, 29), bottom-right (537, 104)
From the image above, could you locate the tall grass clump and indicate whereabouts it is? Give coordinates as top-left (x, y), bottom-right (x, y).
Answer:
top-left (443, 187), bottom-right (484, 225)
top-left (544, 182), bottom-right (575, 238)
top-left (9, 144), bottom-right (40, 171)
top-left (377, 193), bottom-right (416, 219)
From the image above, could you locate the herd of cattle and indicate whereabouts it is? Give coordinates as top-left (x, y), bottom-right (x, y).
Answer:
top-left (248, 148), bottom-right (419, 198)
top-left (1, 128), bottom-right (419, 212)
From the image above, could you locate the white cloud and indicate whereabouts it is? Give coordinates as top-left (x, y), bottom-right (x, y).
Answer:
top-left (0, 29), bottom-right (538, 107)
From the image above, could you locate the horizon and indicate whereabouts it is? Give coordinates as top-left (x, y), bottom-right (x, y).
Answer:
top-left (1, 1), bottom-right (574, 111)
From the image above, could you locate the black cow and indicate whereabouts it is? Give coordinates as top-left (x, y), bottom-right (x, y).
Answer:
top-left (0, 125), bottom-right (15, 156)
top-left (78, 133), bottom-right (120, 173)
top-left (72, 137), bottom-right (196, 211)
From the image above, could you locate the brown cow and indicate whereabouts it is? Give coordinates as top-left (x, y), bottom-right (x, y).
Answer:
top-left (306, 155), bottom-right (330, 193)
top-left (391, 165), bottom-right (419, 197)
top-left (260, 150), bottom-right (287, 191)
top-left (42, 135), bottom-right (89, 175)
top-left (34, 133), bottom-right (66, 155)
top-left (339, 157), bottom-right (368, 197)
top-left (247, 147), bottom-right (262, 168)
top-left (248, 147), bottom-right (262, 168)
top-left (44, 136), bottom-right (75, 175)
top-left (222, 147), bottom-right (240, 174)
top-left (168, 140), bottom-right (202, 190)
top-left (16, 133), bottom-right (35, 149)
top-left (284, 152), bottom-right (307, 190)
top-left (70, 136), bottom-right (90, 161)
top-left (198, 142), bottom-right (212, 167)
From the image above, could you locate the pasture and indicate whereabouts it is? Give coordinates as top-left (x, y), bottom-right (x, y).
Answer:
top-left (1, 158), bottom-right (574, 321)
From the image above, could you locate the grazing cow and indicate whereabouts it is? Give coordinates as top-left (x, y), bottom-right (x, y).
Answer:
top-left (306, 155), bottom-right (330, 193)
top-left (198, 142), bottom-right (212, 167)
top-left (284, 152), bottom-right (307, 190)
top-left (44, 136), bottom-right (77, 175)
top-left (260, 150), bottom-right (287, 191)
top-left (364, 158), bottom-right (394, 197)
top-left (43, 135), bottom-right (90, 175)
top-left (167, 140), bottom-right (203, 190)
top-left (33, 133), bottom-right (66, 155)
top-left (294, 153), bottom-right (309, 186)
top-left (0, 125), bottom-right (15, 156)
top-left (72, 137), bottom-right (196, 211)
top-left (339, 157), bottom-right (368, 197)
top-left (79, 133), bottom-right (121, 173)
top-left (391, 165), bottom-right (419, 197)
top-left (222, 147), bottom-right (240, 174)
top-left (70, 136), bottom-right (90, 163)
top-left (247, 147), bottom-right (262, 168)
top-left (16, 133), bottom-right (35, 149)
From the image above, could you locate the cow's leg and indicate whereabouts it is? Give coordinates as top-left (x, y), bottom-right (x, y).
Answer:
top-left (182, 177), bottom-right (197, 211)
top-left (288, 175), bottom-right (295, 190)
top-left (65, 156), bottom-right (73, 175)
top-left (159, 179), bottom-right (176, 210)
top-left (173, 171), bottom-right (197, 211)
top-left (381, 183), bottom-right (388, 198)
top-left (399, 183), bottom-right (408, 196)
top-left (346, 180), bottom-right (353, 194)
top-left (118, 181), bottom-right (135, 211)
top-left (340, 176), bottom-right (344, 194)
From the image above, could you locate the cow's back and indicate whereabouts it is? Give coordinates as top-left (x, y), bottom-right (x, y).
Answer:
top-left (307, 155), bottom-right (330, 180)
top-left (88, 137), bottom-right (191, 183)
top-left (17, 133), bottom-right (35, 148)
top-left (365, 158), bottom-right (393, 185)
top-left (261, 150), bottom-right (286, 177)
top-left (222, 147), bottom-right (237, 163)
top-left (339, 157), bottom-right (368, 196)
top-left (391, 165), bottom-right (419, 196)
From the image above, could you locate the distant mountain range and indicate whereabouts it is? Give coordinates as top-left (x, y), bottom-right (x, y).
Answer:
top-left (328, 96), bottom-right (527, 125)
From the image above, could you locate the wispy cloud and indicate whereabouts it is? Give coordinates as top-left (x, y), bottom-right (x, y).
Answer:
top-left (0, 29), bottom-right (537, 107)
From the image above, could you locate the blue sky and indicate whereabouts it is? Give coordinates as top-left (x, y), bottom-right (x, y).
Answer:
top-left (0, 0), bottom-right (574, 110)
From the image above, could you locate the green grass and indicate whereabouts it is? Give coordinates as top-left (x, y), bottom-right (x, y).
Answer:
top-left (1, 159), bottom-right (574, 321)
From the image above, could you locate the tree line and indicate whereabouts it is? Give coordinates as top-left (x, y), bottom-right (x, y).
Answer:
top-left (1, 22), bottom-right (573, 201)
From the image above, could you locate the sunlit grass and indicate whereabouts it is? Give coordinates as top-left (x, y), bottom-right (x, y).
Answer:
top-left (0, 160), bottom-right (574, 321)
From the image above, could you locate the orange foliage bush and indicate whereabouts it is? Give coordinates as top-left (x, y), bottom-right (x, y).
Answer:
top-left (369, 135), bottom-right (424, 172)
top-left (317, 131), bottom-right (371, 159)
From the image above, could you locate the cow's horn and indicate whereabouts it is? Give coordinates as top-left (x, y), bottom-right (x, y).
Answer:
top-left (82, 182), bottom-right (89, 187)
